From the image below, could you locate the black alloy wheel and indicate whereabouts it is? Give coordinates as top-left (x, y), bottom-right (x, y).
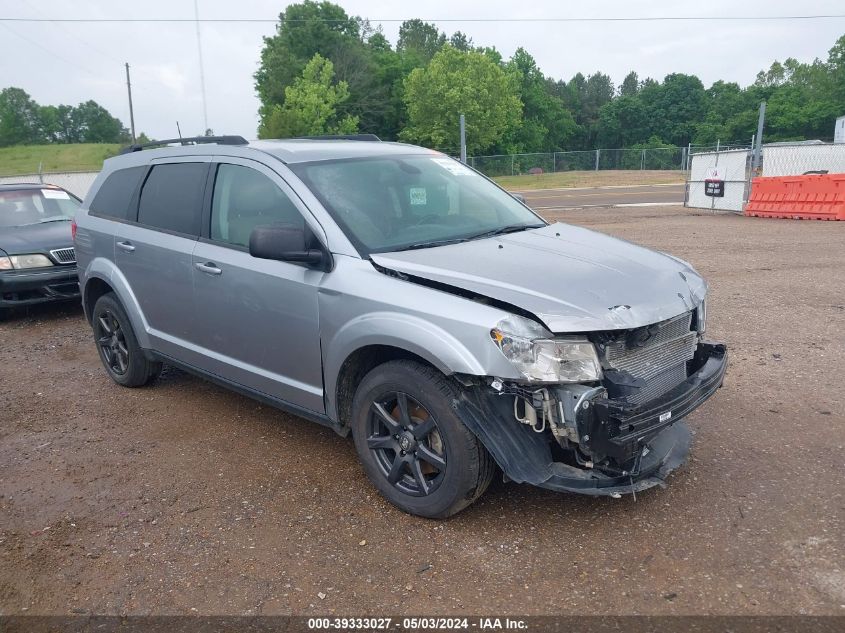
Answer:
top-left (351, 360), bottom-right (496, 518)
top-left (95, 309), bottom-right (129, 375)
top-left (91, 292), bottom-right (161, 387)
top-left (366, 391), bottom-right (447, 497)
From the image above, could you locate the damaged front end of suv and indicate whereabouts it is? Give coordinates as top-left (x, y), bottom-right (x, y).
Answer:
top-left (455, 305), bottom-right (726, 496)
top-left (369, 219), bottom-right (727, 499)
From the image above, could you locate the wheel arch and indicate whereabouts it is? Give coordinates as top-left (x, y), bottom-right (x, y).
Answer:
top-left (81, 258), bottom-right (151, 349)
top-left (333, 345), bottom-right (440, 432)
top-left (323, 312), bottom-right (490, 427)
top-left (82, 276), bottom-right (114, 323)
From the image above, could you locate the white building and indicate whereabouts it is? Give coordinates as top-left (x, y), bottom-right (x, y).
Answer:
top-left (835, 115), bottom-right (845, 144)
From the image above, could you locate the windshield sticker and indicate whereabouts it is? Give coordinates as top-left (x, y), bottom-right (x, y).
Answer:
top-left (42, 189), bottom-right (70, 200)
top-left (431, 158), bottom-right (472, 176)
top-left (409, 187), bottom-right (427, 206)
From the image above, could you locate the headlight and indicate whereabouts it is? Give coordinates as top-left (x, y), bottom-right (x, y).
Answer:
top-left (0, 254), bottom-right (54, 270)
top-left (696, 298), bottom-right (707, 333)
top-left (490, 315), bottom-right (602, 383)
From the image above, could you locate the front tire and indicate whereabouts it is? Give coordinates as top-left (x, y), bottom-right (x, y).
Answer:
top-left (351, 360), bottom-right (495, 518)
top-left (92, 293), bottom-right (161, 387)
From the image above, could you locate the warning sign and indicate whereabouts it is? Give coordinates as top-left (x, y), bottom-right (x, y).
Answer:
top-left (704, 179), bottom-right (725, 197)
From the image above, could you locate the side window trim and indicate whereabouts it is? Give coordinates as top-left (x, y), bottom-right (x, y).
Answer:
top-left (125, 164), bottom-right (152, 223)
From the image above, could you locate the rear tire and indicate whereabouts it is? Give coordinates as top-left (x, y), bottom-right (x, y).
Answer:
top-left (92, 292), bottom-right (161, 387)
top-left (351, 360), bottom-right (495, 518)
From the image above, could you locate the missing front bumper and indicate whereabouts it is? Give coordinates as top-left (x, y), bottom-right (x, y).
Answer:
top-left (455, 341), bottom-right (727, 497)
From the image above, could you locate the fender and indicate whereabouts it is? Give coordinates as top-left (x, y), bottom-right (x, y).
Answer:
top-left (322, 310), bottom-right (489, 422)
top-left (82, 256), bottom-right (152, 350)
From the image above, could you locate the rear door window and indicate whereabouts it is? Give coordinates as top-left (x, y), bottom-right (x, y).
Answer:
top-left (137, 163), bottom-right (208, 236)
top-left (89, 166), bottom-right (146, 220)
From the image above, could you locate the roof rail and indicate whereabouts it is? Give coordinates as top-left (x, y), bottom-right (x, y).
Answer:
top-left (293, 134), bottom-right (381, 142)
top-left (119, 135), bottom-right (248, 154)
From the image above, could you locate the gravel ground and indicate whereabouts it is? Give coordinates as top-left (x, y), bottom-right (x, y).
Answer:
top-left (1, 206), bottom-right (843, 616)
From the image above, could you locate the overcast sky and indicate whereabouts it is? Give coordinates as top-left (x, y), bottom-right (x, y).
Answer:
top-left (1, 1), bottom-right (843, 140)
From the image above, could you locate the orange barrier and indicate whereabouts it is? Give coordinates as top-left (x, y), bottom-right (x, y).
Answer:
top-left (744, 174), bottom-right (845, 221)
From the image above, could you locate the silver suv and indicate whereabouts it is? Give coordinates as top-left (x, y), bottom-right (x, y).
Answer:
top-left (75, 135), bottom-right (727, 518)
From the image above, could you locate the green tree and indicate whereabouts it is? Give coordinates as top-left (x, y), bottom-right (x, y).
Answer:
top-left (400, 46), bottom-right (522, 154)
top-left (397, 19), bottom-right (446, 64)
top-left (619, 71), bottom-right (640, 97)
top-left (595, 95), bottom-right (650, 147)
top-left (255, 1), bottom-right (397, 138)
top-left (828, 35), bottom-right (845, 106)
top-left (255, 1), bottom-right (362, 128)
top-left (72, 100), bottom-right (127, 143)
top-left (259, 54), bottom-right (358, 138)
top-left (693, 80), bottom-right (759, 144)
top-left (562, 72), bottom-right (614, 147)
top-left (503, 48), bottom-right (577, 152)
top-left (640, 73), bottom-right (708, 146)
top-left (0, 87), bottom-right (41, 146)
top-left (449, 31), bottom-right (473, 52)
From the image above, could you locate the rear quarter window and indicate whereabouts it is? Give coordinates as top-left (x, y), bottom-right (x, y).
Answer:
top-left (137, 163), bottom-right (208, 236)
top-left (89, 166), bottom-right (147, 220)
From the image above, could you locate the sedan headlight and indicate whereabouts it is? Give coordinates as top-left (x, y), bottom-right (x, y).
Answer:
top-left (490, 315), bottom-right (602, 383)
top-left (0, 254), bottom-right (54, 270)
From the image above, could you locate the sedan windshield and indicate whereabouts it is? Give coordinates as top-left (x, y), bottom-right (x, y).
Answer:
top-left (0, 188), bottom-right (80, 228)
top-left (290, 155), bottom-right (545, 254)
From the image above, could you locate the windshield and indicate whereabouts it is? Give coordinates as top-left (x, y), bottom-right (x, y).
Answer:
top-left (0, 188), bottom-right (80, 228)
top-left (290, 155), bottom-right (545, 254)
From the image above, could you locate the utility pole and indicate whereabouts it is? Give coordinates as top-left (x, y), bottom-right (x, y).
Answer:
top-left (125, 63), bottom-right (136, 143)
top-left (752, 101), bottom-right (766, 173)
top-left (459, 114), bottom-right (467, 163)
top-left (194, 0), bottom-right (209, 134)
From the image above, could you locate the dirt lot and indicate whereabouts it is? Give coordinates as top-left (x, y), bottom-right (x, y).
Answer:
top-left (1, 206), bottom-right (843, 616)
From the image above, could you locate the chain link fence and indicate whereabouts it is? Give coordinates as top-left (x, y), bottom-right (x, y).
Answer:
top-left (0, 170), bottom-right (99, 199)
top-left (468, 143), bottom-right (754, 178)
top-left (684, 142), bottom-right (845, 212)
top-left (761, 142), bottom-right (845, 176)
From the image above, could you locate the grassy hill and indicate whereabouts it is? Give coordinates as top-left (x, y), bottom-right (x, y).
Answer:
top-left (0, 144), bottom-right (122, 176)
top-left (493, 170), bottom-right (686, 190)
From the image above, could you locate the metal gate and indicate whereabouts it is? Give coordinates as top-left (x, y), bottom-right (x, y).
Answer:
top-left (685, 149), bottom-right (751, 212)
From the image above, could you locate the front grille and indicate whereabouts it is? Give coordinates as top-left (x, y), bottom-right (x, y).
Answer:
top-left (604, 312), bottom-right (697, 405)
top-left (50, 247), bottom-right (76, 264)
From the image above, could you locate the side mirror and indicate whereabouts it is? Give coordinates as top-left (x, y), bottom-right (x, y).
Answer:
top-left (511, 193), bottom-right (526, 204)
top-left (249, 224), bottom-right (324, 266)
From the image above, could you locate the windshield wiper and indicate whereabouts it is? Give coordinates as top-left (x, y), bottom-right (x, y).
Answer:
top-left (465, 223), bottom-right (545, 241)
top-left (392, 223), bottom-right (545, 252)
top-left (39, 217), bottom-right (71, 223)
top-left (398, 237), bottom-right (472, 251)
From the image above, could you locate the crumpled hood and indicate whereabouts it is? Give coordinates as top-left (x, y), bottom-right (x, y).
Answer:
top-left (0, 221), bottom-right (73, 255)
top-left (370, 222), bottom-right (707, 332)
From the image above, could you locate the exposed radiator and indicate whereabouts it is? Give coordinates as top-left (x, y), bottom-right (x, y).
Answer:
top-left (604, 312), bottom-right (697, 405)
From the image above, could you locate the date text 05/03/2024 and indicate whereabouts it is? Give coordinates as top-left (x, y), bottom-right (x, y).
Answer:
top-left (306, 617), bottom-right (528, 630)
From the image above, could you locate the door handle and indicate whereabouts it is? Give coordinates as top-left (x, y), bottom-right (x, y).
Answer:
top-left (116, 240), bottom-right (135, 253)
top-left (195, 262), bottom-right (222, 275)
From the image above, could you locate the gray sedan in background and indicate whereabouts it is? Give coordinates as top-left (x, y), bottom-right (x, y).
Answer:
top-left (0, 183), bottom-right (80, 318)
